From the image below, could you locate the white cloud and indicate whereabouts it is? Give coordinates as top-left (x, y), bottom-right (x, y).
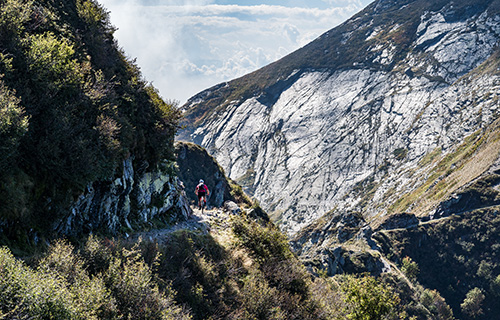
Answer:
top-left (99, 0), bottom-right (371, 103)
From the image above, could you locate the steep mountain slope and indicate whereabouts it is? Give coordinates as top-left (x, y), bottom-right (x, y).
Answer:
top-left (0, 0), bottom-right (184, 247)
top-left (180, 0), bottom-right (500, 236)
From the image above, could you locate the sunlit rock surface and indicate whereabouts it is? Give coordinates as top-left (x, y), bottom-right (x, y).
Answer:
top-left (182, 0), bottom-right (500, 235)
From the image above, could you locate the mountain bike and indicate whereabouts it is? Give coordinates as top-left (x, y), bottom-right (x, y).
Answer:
top-left (201, 199), bottom-right (206, 214)
top-left (198, 197), bottom-right (207, 214)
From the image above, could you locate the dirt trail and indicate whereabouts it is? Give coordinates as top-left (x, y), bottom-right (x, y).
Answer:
top-left (129, 207), bottom-right (230, 243)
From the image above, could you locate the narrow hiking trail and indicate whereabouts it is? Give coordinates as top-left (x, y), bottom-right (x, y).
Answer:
top-left (379, 203), bottom-right (500, 234)
top-left (129, 206), bottom-right (231, 244)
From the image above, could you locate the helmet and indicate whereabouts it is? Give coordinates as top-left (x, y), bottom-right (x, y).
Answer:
top-left (199, 179), bottom-right (204, 184)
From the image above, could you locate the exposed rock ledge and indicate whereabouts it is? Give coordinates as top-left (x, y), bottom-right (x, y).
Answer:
top-left (57, 158), bottom-right (192, 236)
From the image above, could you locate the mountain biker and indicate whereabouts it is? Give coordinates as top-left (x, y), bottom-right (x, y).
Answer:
top-left (195, 179), bottom-right (209, 210)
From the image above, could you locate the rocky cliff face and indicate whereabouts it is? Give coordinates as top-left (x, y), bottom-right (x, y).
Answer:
top-left (58, 158), bottom-right (192, 236)
top-left (181, 0), bottom-right (500, 236)
top-left (175, 141), bottom-right (234, 208)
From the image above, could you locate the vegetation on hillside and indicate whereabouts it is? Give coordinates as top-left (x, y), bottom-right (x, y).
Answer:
top-left (0, 1), bottom-right (495, 319)
top-left (0, 0), bottom-right (181, 243)
top-left (374, 207), bottom-right (500, 320)
top-left (0, 212), bottom-right (419, 320)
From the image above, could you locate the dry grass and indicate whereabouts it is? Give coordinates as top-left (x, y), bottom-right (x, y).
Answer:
top-left (392, 121), bottom-right (500, 216)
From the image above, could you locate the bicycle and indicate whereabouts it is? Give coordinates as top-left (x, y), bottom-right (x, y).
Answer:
top-left (200, 198), bottom-right (206, 214)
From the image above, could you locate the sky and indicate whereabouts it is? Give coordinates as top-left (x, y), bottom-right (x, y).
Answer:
top-left (98, 0), bottom-right (373, 104)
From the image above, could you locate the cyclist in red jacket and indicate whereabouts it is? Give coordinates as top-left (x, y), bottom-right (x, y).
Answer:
top-left (195, 179), bottom-right (209, 210)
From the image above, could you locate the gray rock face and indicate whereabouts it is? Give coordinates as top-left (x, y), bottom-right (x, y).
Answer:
top-left (183, 1), bottom-right (500, 236)
top-left (223, 200), bottom-right (242, 215)
top-left (175, 141), bottom-right (234, 208)
top-left (58, 158), bottom-right (192, 236)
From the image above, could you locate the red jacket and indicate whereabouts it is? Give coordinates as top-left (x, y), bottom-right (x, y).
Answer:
top-left (196, 183), bottom-right (208, 195)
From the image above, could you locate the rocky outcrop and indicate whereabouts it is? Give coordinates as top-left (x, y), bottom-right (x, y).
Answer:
top-left (181, 0), bottom-right (500, 236)
top-left (301, 246), bottom-right (385, 277)
top-left (432, 173), bottom-right (500, 218)
top-left (58, 158), bottom-right (192, 236)
top-left (375, 213), bottom-right (419, 231)
top-left (175, 141), bottom-right (235, 208)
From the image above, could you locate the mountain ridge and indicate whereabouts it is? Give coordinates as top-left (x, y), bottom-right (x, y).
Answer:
top-left (179, 0), bottom-right (500, 135)
top-left (179, 0), bottom-right (500, 235)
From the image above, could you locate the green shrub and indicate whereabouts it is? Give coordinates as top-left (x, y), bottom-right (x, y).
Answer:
top-left (476, 260), bottom-right (493, 280)
top-left (419, 289), bottom-right (454, 320)
top-left (76, 0), bottom-right (116, 34)
top-left (38, 240), bottom-right (117, 319)
top-left (393, 148), bottom-right (408, 160)
top-left (231, 215), bottom-right (293, 263)
top-left (461, 287), bottom-right (485, 318)
top-left (81, 235), bottom-right (116, 275)
top-left (401, 256), bottom-right (420, 281)
top-left (490, 274), bottom-right (500, 296)
top-left (24, 32), bottom-right (84, 89)
top-left (0, 0), bottom-right (32, 45)
top-left (341, 274), bottom-right (400, 320)
top-left (0, 246), bottom-right (79, 319)
top-left (230, 215), bottom-right (323, 319)
top-left (0, 237), bottom-right (193, 320)
top-left (153, 230), bottom-right (228, 319)
top-left (106, 245), bottom-right (185, 320)
top-left (236, 271), bottom-right (286, 320)
top-left (0, 80), bottom-right (28, 172)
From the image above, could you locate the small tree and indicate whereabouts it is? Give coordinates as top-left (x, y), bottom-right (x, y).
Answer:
top-left (342, 275), bottom-right (400, 320)
top-left (461, 287), bottom-right (485, 318)
top-left (490, 275), bottom-right (500, 297)
top-left (476, 260), bottom-right (493, 280)
top-left (401, 256), bottom-right (419, 281)
top-left (420, 289), bottom-right (454, 320)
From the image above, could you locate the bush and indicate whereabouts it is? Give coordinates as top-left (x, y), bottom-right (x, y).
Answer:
top-left (235, 271), bottom-right (286, 320)
top-left (231, 215), bottom-right (293, 263)
top-left (401, 256), bottom-right (419, 281)
top-left (476, 260), bottom-right (493, 280)
top-left (0, 246), bottom-right (79, 319)
top-left (38, 240), bottom-right (117, 319)
top-left (490, 274), bottom-right (500, 296)
top-left (0, 79), bottom-right (28, 172)
top-left (76, 0), bottom-right (116, 34)
top-left (153, 230), bottom-right (228, 319)
top-left (0, 238), bottom-right (192, 320)
top-left (461, 287), bottom-right (485, 318)
top-left (419, 289), bottom-right (454, 320)
top-left (106, 244), bottom-right (186, 320)
top-left (24, 32), bottom-right (83, 89)
top-left (0, 0), bottom-right (32, 46)
top-left (230, 215), bottom-right (323, 320)
top-left (341, 274), bottom-right (400, 320)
